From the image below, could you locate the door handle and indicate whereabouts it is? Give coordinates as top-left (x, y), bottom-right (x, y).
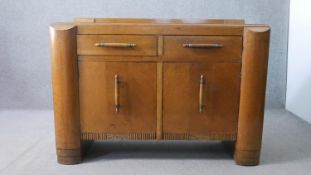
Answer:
top-left (95, 42), bottom-right (136, 48)
top-left (199, 75), bottom-right (205, 113)
top-left (115, 74), bottom-right (120, 112)
top-left (183, 43), bottom-right (223, 48)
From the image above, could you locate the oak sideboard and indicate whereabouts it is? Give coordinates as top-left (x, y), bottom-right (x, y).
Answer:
top-left (50, 18), bottom-right (270, 166)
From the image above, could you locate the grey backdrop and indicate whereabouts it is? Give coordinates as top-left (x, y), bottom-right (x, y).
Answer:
top-left (0, 0), bottom-right (289, 109)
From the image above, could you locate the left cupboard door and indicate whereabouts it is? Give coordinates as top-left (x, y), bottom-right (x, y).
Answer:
top-left (79, 62), bottom-right (157, 139)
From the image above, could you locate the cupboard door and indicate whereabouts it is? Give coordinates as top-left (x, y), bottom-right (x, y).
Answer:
top-left (163, 63), bottom-right (241, 140)
top-left (79, 62), bottom-right (157, 136)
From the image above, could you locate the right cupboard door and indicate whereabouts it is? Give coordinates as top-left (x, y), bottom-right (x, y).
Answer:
top-left (163, 63), bottom-right (241, 140)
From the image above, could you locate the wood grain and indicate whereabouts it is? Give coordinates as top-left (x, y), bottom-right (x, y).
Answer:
top-left (50, 18), bottom-right (270, 166)
top-left (163, 132), bottom-right (236, 140)
top-left (79, 62), bottom-right (157, 134)
top-left (78, 56), bottom-right (158, 62)
top-left (75, 18), bottom-right (244, 25)
top-left (156, 62), bottom-right (163, 139)
top-left (162, 63), bottom-right (241, 138)
top-left (158, 36), bottom-right (164, 56)
top-left (163, 36), bottom-right (242, 61)
top-left (81, 132), bottom-right (156, 140)
top-left (50, 23), bottom-right (81, 164)
top-left (234, 26), bottom-right (270, 166)
top-left (77, 35), bottom-right (157, 56)
top-left (77, 24), bottom-right (244, 36)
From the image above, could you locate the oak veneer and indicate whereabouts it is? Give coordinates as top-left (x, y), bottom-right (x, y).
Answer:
top-left (79, 62), bottom-right (157, 134)
top-left (50, 18), bottom-right (270, 166)
top-left (235, 27), bottom-right (270, 165)
top-left (50, 24), bottom-right (81, 164)
top-left (163, 63), bottom-right (241, 140)
top-left (77, 35), bottom-right (157, 56)
top-left (163, 36), bottom-right (242, 61)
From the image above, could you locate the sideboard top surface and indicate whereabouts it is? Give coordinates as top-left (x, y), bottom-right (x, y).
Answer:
top-left (50, 18), bottom-right (269, 36)
top-left (74, 18), bottom-right (245, 25)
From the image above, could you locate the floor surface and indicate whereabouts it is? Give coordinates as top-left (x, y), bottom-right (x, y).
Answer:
top-left (0, 109), bottom-right (311, 175)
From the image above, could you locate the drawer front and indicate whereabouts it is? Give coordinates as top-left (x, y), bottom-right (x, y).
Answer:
top-left (163, 36), bottom-right (242, 61)
top-left (77, 35), bottom-right (157, 56)
top-left (162, 63), bottom-right (241, 140)
top-left (79, 62), bottom-right (157, 135)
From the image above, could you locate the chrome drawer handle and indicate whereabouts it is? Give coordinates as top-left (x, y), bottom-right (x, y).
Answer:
top-left (114, 74), bottom-right (120, 112)
top-left (183, 43), bottom-right (223, 48)
top-left (95, 42), bottom-right (136, 48)
top-left (199, 75), bottom-right (205, 113)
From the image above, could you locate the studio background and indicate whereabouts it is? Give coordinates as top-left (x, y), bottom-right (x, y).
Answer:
top-left (0, 0), bottom-right (289, 110)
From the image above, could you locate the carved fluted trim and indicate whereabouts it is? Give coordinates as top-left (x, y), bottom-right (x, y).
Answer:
top-left (81, 132), bottom-right (157, 140)
top-left (163, 132), bottom-right (236, 141)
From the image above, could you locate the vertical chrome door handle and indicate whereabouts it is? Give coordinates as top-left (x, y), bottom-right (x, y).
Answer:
top-left (199, 75), bottom-right (204, 113)
top-left (115, 74), bottom-right (120, 112)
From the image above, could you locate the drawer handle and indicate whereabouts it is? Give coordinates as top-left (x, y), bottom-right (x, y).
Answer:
top-left (199, 75), bottom-right (205, 113)
top-left (95, 42), bottom-right (137, 48)
top-left (114, 74), bottom-right (120, 112)
top-left (183, 43), bottom-right (223, 48)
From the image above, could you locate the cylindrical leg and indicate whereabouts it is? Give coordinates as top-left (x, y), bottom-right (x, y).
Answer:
top-left (235, 26), bottom-right (270, 166)
top-left (50, 23), bottom-right (81, 164)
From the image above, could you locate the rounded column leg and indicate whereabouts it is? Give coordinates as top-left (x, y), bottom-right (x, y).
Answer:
top-left (50, 23), bottom-right (81, 165)
top-left (235, 26), bottom-right (270, 166)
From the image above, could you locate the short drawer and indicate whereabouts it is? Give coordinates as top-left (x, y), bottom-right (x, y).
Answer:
top-left (77, 35), bottom-right (157, 56)
top-left (163, 36), bottom-right (242, 61)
